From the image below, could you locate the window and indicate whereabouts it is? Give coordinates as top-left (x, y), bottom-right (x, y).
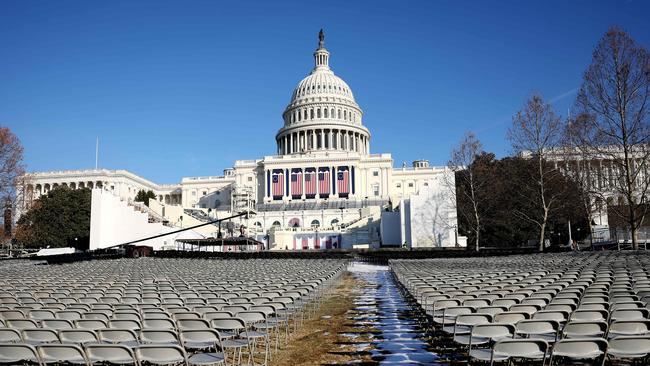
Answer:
top-left (248, 177), bottom-right (253, 182)
top-left (317, 109), bottom-right (321, 118)
top-left (423, 182), bottom-right (429, 187)
top-left (202, 191), bottom-right (207, 196)
top-left (271, 221), bottom-right (281, 229)
top-left (310, 109), bottom-right (314, 119)
top-left (408, 183), bottom-right (414, 188)
top-left (311, 220), bottom-right (320, 228)
top-left (372, 184), bottom-right (380, 197)
top-left (331, 219), bottom-right (339, 226)
top-left (324, 109), bottom-right (328, 118)
top-left (373, 171), bottom-right (379, 177)
top-left (396, 183), bottom-right (401, 188)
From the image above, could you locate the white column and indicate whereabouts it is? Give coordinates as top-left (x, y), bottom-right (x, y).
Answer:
top-left (289, 134), bottom-right (293, 154)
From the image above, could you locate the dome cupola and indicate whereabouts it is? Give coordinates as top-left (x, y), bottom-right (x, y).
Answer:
top-left (276, 30), bottom-right (370, 156)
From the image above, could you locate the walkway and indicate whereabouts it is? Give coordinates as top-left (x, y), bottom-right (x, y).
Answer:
top-left (345, 262), bottom-right (441, 365)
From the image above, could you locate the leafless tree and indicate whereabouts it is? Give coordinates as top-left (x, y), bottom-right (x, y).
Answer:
top-left (574, 27), bottom-right (650, 249)
top-left (0, 127), bottom-right (26, 242)
top-left (448, 131), bottom-right (486, 251)
top-left (561, 115), bottom-right (608, 246)
top-left (508, 94), bottom-right (565, 251)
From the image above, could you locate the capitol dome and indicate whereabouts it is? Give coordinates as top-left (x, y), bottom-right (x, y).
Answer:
top-left (276, 30), bottom-right (370, 156)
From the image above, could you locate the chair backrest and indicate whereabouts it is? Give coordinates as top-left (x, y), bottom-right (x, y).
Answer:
top-left (562, 321), bottom-right (608, 338)
top-left (210, 317), bottom-right (246, 332)
top-left (532, 310), bottom-right (570, 323)
top-left (471, 324), bottom-right (515, 341)
top-left (180, 329), bottom-right (221, 347)
top-left (177, 319), bottom-right (210, 330)
top-left (37, 343), bottom-right (89, 364)
top-left (139, 329), bottom-right (180, 345)
top-left (608, 336), bottom-right (650, 355)
top-left (608, 320), bottom-right (650, 337)
top-left (143, 318), bottom-right (176, 330)
top-left (21, 329), bottom-right (60, 344)
top-left (108, 319), bottom-right (141, 330)
top-left (74, 319), bottom-right (107, 330)
top-left (85, 344), bottom-right (137, 365)
top-left (0, 328), bottom-right (22, 343)
top-left (492, 339), bottom-right (549, 359)
top-left (516, 320), bottom-right (560, 336)
top-left (58, 329), bottom-right (99, 344)
top-left (98, 328), bottom-right (139, 344)
top-left (551, 338), bottom-right (608, 358)
top-left (494, 311), bottom-right (529, 324)
top-left (236, 311), bottom-right (266, 324)
top-left (0, 343), bottom-right (41, 364)
top-left (135, 344), bottom-right (187, 365)
top-left (5, 318), bottom-right (38, 329)
top-left (41, 319), bottom-right (74, 330)
top-left (571, 309), bottom-right (608, 322)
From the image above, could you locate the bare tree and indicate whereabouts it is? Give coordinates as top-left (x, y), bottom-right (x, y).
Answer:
top-left (561, 115), bottom-right (608, 246)
top-left (448, 132), bottom-right (486, 251)
top-left (575, 27), bottom-right (650, 249)
top-left (0, 127), bottom-right (26, 241)
top-left (508, 94), bottom-right (564, 251)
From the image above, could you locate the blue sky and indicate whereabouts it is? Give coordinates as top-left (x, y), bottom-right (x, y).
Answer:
top-left (2, 0), bottom-right (649, 183)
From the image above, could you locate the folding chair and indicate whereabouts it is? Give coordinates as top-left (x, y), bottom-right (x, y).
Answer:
top-left (84, 344), bottom-right (138, 365)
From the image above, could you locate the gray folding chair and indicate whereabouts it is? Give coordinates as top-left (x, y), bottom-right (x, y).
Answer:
top-left (0, 343), bottom-right (42, 365)
top-left (85, 344), bottom-right (139, 365)
top-left (134, 344), bottom-right (187, 365)
top-left (489, 338), bottom-right (548, 365)
top-left (607, 335), bottom-right (650, 361)
top-left (37, 343), bottom-right (89, 365)
top-left (548, 338), bottom-right (608, 366)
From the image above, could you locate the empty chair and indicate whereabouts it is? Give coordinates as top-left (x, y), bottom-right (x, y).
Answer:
top-left (562, 321), bottom-right (608, 339)
top-left (41, 319), bottom-right (74, 330)
top-left (177, 319), bottom-right (211, 331)
top-left (58, 329), bottom-right (100, 345)
top-left (98, 329), bottom-right (139, 347)
top-left (0, 328), bottom-right (22, 343)
top-left (548, 338), bottom-right (608, 366)
top-left (607, 320), bottom-right (650, 338)
top-left (5, 319), bottom-right (38, 330)
top-left (74, 319), bottom-right (107, 331)
top-left (452, 314), bottom-right (493, 345)
top-left (85, 344), bottom-right (138, 365)
top-left (135, 344), bottom-right (187, 365)
top-left (139, 329), bottom-right (180, 345)
top-left (489, 338), bottom-right (549, 365)
top-left (467, 324), bottom-right (516, 363)
top-left (610, 308), bottom-right (650, 322)
top-left (28, 310), bottom-right (56, 321)
top-left (494, 312), bottom-right (529, 325)
top-left (142, 318), bottom-right (176, 330)
top-left (55, 310), bottom-right (82, 321)
top-left (515, 320), bottom-right (560, 343)
top-left (606, 335), bottom-right (650, 362)
top-left (180, 329), bottom-right (227, 365)
top-left (0, 310), bottom-right (24, 320)
top-left (37, 343), bottom-right (89, 364)
top-left (108, 319), bottom-right (141, 331)
top-left (570, 309), bottom-right (608, 322)
top-left (21, 329), bottom-right (60, 345)
top-left (0, 343), bottom-right (42, 364)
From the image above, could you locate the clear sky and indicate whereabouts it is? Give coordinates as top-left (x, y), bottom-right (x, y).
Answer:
top-left (2, 0), bottom-right (649, 183)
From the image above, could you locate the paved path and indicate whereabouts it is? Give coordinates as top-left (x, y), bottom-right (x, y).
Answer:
top-left (346, 262), bottom-right (442, 365)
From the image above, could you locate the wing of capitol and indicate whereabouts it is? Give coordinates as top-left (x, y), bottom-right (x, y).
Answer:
top-left (18, 31), bottom-right (466, 251)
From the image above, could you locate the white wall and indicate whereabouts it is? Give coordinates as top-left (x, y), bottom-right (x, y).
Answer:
top-left (89, 189), bottom-right (173, 250)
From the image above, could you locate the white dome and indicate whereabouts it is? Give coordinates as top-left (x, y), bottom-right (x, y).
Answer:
top-left (276, 30), bottom-right (370, 156)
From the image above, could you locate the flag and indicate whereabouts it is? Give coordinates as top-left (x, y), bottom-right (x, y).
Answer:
top-left (318, 169), bottom-right (330, 195)
top-left (291, 170), bottom-right (302, 197)
top-left (337, 168), bottom-right (349, 195)
top-left (305, 170), bottom-right (316, 197)
top-left (272, 170), bottom-right (284, 198)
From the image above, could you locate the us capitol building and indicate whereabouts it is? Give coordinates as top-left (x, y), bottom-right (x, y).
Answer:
top-left (21, 31), bottom-right (462, 250)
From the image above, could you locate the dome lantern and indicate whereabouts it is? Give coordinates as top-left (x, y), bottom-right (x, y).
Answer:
top-left (313, 29), bottom-right (330, 70)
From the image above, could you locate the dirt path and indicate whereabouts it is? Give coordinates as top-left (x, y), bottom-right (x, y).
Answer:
top-left (270, 271), bottom-right (377, 366)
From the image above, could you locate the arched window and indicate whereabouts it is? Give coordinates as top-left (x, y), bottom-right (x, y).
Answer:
top-left (344, 110), bottom-right (347, 120)
top-left (311, 220), bottom-right (320, 228)
top-left (337, 109), bottom-right (341, 119)
top-left (331, 219), bottom-right (339, 226)
top-left (303, 110), bottom-right (307, 120)
top-left (271, 221), bottom-right (281, 230)
top-left (310, 109), bottom-right (314, 119)
top-left (331, 108), bottom-right (335, 118)
top-left (324, 108), bottom-right (328, 118)
top-left (298, 110), bottom-right (302, 121)
top-left (289, 218), bottom-right (301, 228)
top-left (317, 109), bottom-right (321, 118)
